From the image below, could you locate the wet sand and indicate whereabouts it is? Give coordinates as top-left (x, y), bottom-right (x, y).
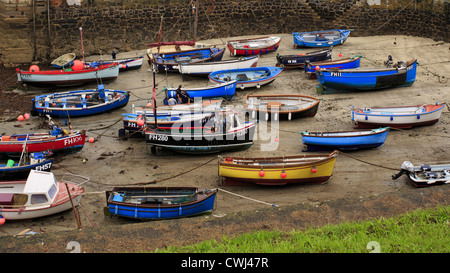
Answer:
top-left (0, 34), bottom-right (449, 238)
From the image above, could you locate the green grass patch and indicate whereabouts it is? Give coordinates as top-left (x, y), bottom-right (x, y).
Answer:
top-left (156, 206), bottom-right (450, 253)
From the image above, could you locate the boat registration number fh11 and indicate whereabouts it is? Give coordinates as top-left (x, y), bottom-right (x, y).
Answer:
top-left (330, 72), bottom-right (342, 77)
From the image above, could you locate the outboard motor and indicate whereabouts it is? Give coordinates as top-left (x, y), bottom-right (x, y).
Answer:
top-left (384, 55), bottom-right (394, 67)
top-left (392, 161), bottom-right (415, 180)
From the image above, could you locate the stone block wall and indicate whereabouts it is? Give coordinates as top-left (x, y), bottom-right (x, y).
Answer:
top-left (0, 0), bottom-right (448, 66)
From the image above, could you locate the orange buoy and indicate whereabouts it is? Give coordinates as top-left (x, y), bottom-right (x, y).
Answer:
top-left (29, 65), bottom-right (40, 72)
top-left (24, 113), bottom-right (30, 120)
top-left (314, 66), bottom-right (320, 71)
top-left (259, 170), bottom-right (265, 177)
top-left (0, 216), bottom-right (5, 225)
top-left (280, 170), bottom-right (287, 178)
top-left (89, 137), bottom-right (95, 143)
top-left (72, 60), bottom-right (84, 71)
top-left (311, 165), bottom-right (317, 173)
top-left (18, 115), bottom-right (24, 121)
top-left (338, 53), bottom-right (342, 57)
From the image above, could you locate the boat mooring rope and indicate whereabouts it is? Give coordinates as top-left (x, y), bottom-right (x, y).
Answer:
top-left (217, 188), bottom-right (279, 207)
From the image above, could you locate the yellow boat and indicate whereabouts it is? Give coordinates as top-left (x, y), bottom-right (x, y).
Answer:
top-left (218, 151), bottom-right (338, 186)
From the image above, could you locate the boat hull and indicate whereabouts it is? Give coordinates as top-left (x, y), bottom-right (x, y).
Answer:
top-left (301, 128), bottom-right (389, 151)
top-left (88, 56), bottom-right (144, 71)
top-left (218, 153), bottom-right (338, 186)
top-left (407, 164), bottom-right (450, 187)
top-left (208, 67), bottom-right (283, 90)
top-left (304, 56), bottom-right (361, 74)
top-left (166, 81), bottom-right (237, 100)
top-left (316, 60), bottom-right (417, 92)
top-left (352, 104), bottom-right (444, 129)
top-left (179, 56), bottom-right (259, 75)
top-left (151, 47), bottom-right (225, 71)
top-left (106, 187), bottom-right (217, 220)
top-left (0, 159), bottom-right (53, 180)
top-left (17, 63), bottom-right (120, 88)
top-left (227, 36), bottom-right (281, 56)
top-left (293, 29), bottom-right (350, 48)
top-left (32, 89), bottom-right (130, 117)
top-left (145, 123), bottom-right (256, 154)
top-left (276, 47), bottom-right (332, 68)
top-left (0, 131), bottom-right (86, 155)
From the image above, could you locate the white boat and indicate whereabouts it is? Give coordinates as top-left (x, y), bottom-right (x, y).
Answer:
top-left (178, 56), bottom-right (259, 75)
top-left (17, 63), bottom-right (120, 88)
top-left (51, 53), bottom-right (76, 68)
top-left (392, 161), bottom-right (450, 187)
top-left (351, 103), bottom-right (445, 129)
top-left (87, 56), bottom-right (144, 71)
top-left (0, 170), bottom-right (84, 221)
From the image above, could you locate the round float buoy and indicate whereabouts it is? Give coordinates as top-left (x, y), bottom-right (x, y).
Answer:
top-left (24, 113), bottom-right (30, 120)
top-left (0, 216), bottom-right (5, 225)
top-left (338, 53), bottom-right (342, 58)
top-left (280, 170), bottom-right (287, 178)
top-left (29, 65), bottom-right (39, 72)
top-left (314, 66), bottom-right (320, 71)
top-left (89, 137), bottom-right (95, 143)
top-left (274, 137), bottom-right (279, 142)
top-left (311, 165), bottom-right (317, 173)
top-left (18, 115), bottom-right (24, 121)
top-left (72, 60), bottom-right (84, 71)
top-left (136, 118), bottom-right (145, 127)
top-left (259, 170), bottom-right (265, 177)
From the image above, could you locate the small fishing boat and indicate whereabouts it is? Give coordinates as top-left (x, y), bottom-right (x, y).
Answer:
top-left (300, 127), bottom-right (390, 152)
top-left (392, 161), bottom-right (450, 187)
top-left (31, 85), bottom-right (130, 118)
top-left (17, 62), bottom-right (120, 88)
top-left (51, 53), bottom-right (76, 68)
top-left (122, 99), bottom-right (223, 133)
top-left (144, 109), bottom-right (256, 154)
top-left (0, 152), bottom-right (53, 180)
top-left (316, 59), bottom-right (417, 92)
top-left (105, 187), bottom-right (217, 220)
top-left (0, 170), bottom-right (84, 221)
top-left (149, 47), bottom-right (226, 71)
top-left (87, 56), bottom-right (144, 71)
top-left (293, 29), bottom-right (351, 48)
top-left (304, 55), bottom-right (362, 76)
top-left (178, 56), bottom-right (259, 75)
top-left (218, 151), bottom-right (339, 186)
top-left (351, 103), bottom-right (445, 129)
top-left (227, 36), bottom-right (282, 56)
top-left (276, 47), bottom-right (332, 68)
top-left (209, 66), bottom-right (283, 90)
top-left (165, 81), bottom-right (237, 100)
top-left (0, 128), bottom-right (85, 156)
top-left (245, 94), bottom-right (320, 121)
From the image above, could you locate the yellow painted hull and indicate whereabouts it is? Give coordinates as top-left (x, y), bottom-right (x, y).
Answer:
top-left (218, 153), bottom-right (338, 186)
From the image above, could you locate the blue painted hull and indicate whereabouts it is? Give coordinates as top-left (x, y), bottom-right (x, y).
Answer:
top-left (293, 29), bottom-right (351, 48)
top-left (166, 81), bottom-right (237, 100)
top-left (208, 66), bottom-right (283, 89)
top-left (152, 47), bottom-right (225, 71)
top-left (0, 159), bottom-right (53, 180)
top-left (316, 59), bottom-right (417, 92)
top-left (301, 128), bottom-right (389, 152)
top-left (106, 187), bottom-right (217, 220)
top-left (32, 89), bottom-right (130, 117)
top-left (304, 56), bottom-right (361, 73)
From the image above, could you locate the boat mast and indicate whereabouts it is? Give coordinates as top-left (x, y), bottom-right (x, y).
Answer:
top-left (193, 0), bottom-right (198, 42)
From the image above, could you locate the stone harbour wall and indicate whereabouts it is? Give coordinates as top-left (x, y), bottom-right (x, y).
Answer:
top-left (0, 0), bottom-right (448, 66)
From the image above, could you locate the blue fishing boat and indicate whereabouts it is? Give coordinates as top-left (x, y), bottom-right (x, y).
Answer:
top-left (208, 66), bottom-right (283, 90)
top-left (31, 85), bottom-right (130, 117)
top-left (293, 29), bottom-right (351, 48)
top-left (304, 55), bottom-right (361, 75)
top-left (316, 59), bottom-right (417, 93)
top-left (0, 152), bottom-right (53, 180)
top-left (300, 127), bottom-right (390, 152)
top-left (149, 47), bottom-right (225, 71)
top-left (165, 81), bottom-right (237, 101)
top-left (87, 56), bottom-right (144, 71)
top-left (105, 187), bottom-right (217, 220)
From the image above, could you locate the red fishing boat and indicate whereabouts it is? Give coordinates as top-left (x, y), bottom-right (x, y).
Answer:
top-left (0, 129), bottom-right (86, 155)
top-left (227, 36), bottom-right (282, 56)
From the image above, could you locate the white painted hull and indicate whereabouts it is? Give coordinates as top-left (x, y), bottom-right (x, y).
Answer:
top-left (178, 56), bottom-right (258, 75)
top-left (1, 195), bottom-right (82, 220)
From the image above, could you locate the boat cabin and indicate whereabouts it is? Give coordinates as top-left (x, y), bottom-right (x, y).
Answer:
top-left (0, 170), bottom-right (59, 209)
